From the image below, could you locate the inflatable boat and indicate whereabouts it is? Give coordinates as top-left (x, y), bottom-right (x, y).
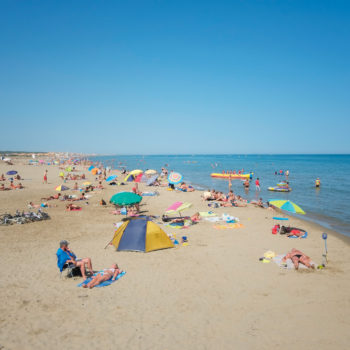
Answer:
top-left (268, 186), bottom-right (291, 192)
top-left (211, 173), bottom-right (253, 179)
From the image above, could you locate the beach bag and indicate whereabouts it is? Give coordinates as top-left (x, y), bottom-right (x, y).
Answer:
top-left (280, 226), bottom-right (289, 234)
top-left (272, 224), bottom-right (280, 235)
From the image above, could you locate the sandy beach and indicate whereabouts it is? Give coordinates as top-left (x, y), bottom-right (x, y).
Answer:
top-left (1, 159), bottom-right (350, 350)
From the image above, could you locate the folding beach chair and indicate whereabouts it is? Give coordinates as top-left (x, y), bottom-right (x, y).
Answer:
top-left (59, 262), bottom-right (81, 279)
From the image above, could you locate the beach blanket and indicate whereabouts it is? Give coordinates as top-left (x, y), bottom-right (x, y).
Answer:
top-left (288, 231), bottom-right (308, 239)
top-left (272, 255), bottom-right (315, 270)
top-left (77, 271), bottom-right (126, 288)
top-left (142, 192), bottom-right (158, 196)
top-left (199, 211), bottom-right (216, 217)
top-left (213, 223), bottom-right (244, 229)
top-left (205, 214), bottom-right (239, 223)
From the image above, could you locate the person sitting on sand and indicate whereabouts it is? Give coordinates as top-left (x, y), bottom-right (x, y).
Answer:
top-left (83, 264), bottom-right (121, 289)
top-left (251, 198), bottom-right (265, 208)
top-left (0, 174), bottom-right (5, 181)
top-left (56, 240), bottom-right (93, 280)
top-left (127, 206), bottom-right (139, 216)
top-left (179, 182), bottom-right (195, 192)
top-left (0, 183), bottom-right (10, 191)
top-left (15, 182), bottom-right (24, 189)
top-left (97, 181), bottom-right (104, 189)
top-left (66, 203), bottom-right (81, 211)
top-left (74, 192), bottom-right (87, 201)
top-left (15, 174), bottom-right (21, 180)
top-left (281, 248), bottom-right (315, 270)
top-left (10, 181), bottom-right (16, 189)
top-left (73, 182), bottom-right (78, 190)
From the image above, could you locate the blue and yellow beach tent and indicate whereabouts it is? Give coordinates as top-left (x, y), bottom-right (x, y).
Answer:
top-left (111, 217), bottom-right (174, 252)
top-left (123, 169), bottom-right (143, 182)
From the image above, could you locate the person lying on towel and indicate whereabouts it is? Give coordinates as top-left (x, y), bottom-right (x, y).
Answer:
top-left (83, 264), bottom-right (121, 289)
top-left (66, 203), bottom-right (81, 211)
top-left (282, 248), bottom-right (315, 270)
top-left (162, 212), bottom-right (200, 224)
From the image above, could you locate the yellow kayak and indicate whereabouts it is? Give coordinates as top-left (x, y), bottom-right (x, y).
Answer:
top-left (211, 173), bottom-right (253, 179)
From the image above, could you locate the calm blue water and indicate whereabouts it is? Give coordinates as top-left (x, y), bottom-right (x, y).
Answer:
top-left (90, 155), bottom-right (350, 237)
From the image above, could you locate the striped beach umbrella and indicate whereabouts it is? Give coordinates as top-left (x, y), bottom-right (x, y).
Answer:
top-left (168, 172), bottom-right (183, 185)
top-left (269, 199), bottom-right (305, 215)
top-left (165, 201), bottom-right (192, 215)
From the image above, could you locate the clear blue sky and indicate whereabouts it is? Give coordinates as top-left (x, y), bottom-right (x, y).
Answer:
top-left (1, 0), bottom-right (349, 154)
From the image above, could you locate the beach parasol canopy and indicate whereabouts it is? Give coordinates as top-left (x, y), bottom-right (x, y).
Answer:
top-left (269, 199), bottom-right (305, 215)
top-left (145, 169), bottom-right (158, 175)
top-left (6, 170), bottom-right (17, 175)
top-left (110, 192), bottom-right (142, 206)
top-left (106, 175), bottom-right (117, 182)
top-left (129, 169), bottom-right (143, 176)
top-left (168, 172), bottom-right (183, 185)
top-left (165, 201), bottom-right (192, 215)
top-left (55, 185), bottom-right (70, 191)
top-left (88, 165), bottom-right (94, 171)
top-left (91, 168), bottom-right (99, 175)
top-left (146, 174), bottom-right (159, 186)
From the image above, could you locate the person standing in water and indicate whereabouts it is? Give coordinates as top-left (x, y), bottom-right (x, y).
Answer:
top-left (315, 178), bottom-right (321, 188)
top-left (255, 178), bottom-right (261, 191)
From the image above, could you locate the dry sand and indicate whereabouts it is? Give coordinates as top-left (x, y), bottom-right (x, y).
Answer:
top-left (0, 160), bottom-right (350, 350)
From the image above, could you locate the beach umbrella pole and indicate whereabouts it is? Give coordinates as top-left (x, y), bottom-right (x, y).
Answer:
top-left (322, 233), bottom-right (328, 264)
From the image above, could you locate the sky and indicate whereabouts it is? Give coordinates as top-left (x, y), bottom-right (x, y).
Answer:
top-left (0, 0), bottom-right (349, 154)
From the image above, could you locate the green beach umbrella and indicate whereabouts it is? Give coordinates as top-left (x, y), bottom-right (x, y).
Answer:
top-left (110, 192), bottom-right (142, 206)
top-left (268, 199), bottom-right (305, 215)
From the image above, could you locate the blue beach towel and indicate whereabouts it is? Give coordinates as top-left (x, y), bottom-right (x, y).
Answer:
top-left (77, 271), bottom-right (126, 288)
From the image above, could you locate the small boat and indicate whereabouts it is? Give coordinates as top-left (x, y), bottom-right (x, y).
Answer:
top-left (268, 186), bottom-right (291, 192)
top-left (211, 173), bottom-right (253, 179)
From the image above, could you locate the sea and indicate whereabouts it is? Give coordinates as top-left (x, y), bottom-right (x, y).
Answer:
top-left (90, 154), bottom-right (350, 237)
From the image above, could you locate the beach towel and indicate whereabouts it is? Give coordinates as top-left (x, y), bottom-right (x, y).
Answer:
top-left (142, 192), bottom-right (158, 196)
top-left (288, 231), bottom-right (308, 239)
top-left (66, 207), bottom-right (82, 211)
top-left (77, 271), bottom-right (126, 288)
top-left (199, 211), bottom-right (216, 217)
top-left (272, 255), bottom-right (315, 270)
top-left (213, 223), bottom-right (244, 229)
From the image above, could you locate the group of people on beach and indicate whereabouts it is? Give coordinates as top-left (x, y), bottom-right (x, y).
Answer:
top-left (0, 173), bottom-right (24, 190)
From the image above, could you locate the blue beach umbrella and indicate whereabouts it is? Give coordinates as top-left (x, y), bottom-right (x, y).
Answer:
top-left (106, 175), bottom-right (117, 182)
top-left (88, 165), bottom-right (94, 171)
